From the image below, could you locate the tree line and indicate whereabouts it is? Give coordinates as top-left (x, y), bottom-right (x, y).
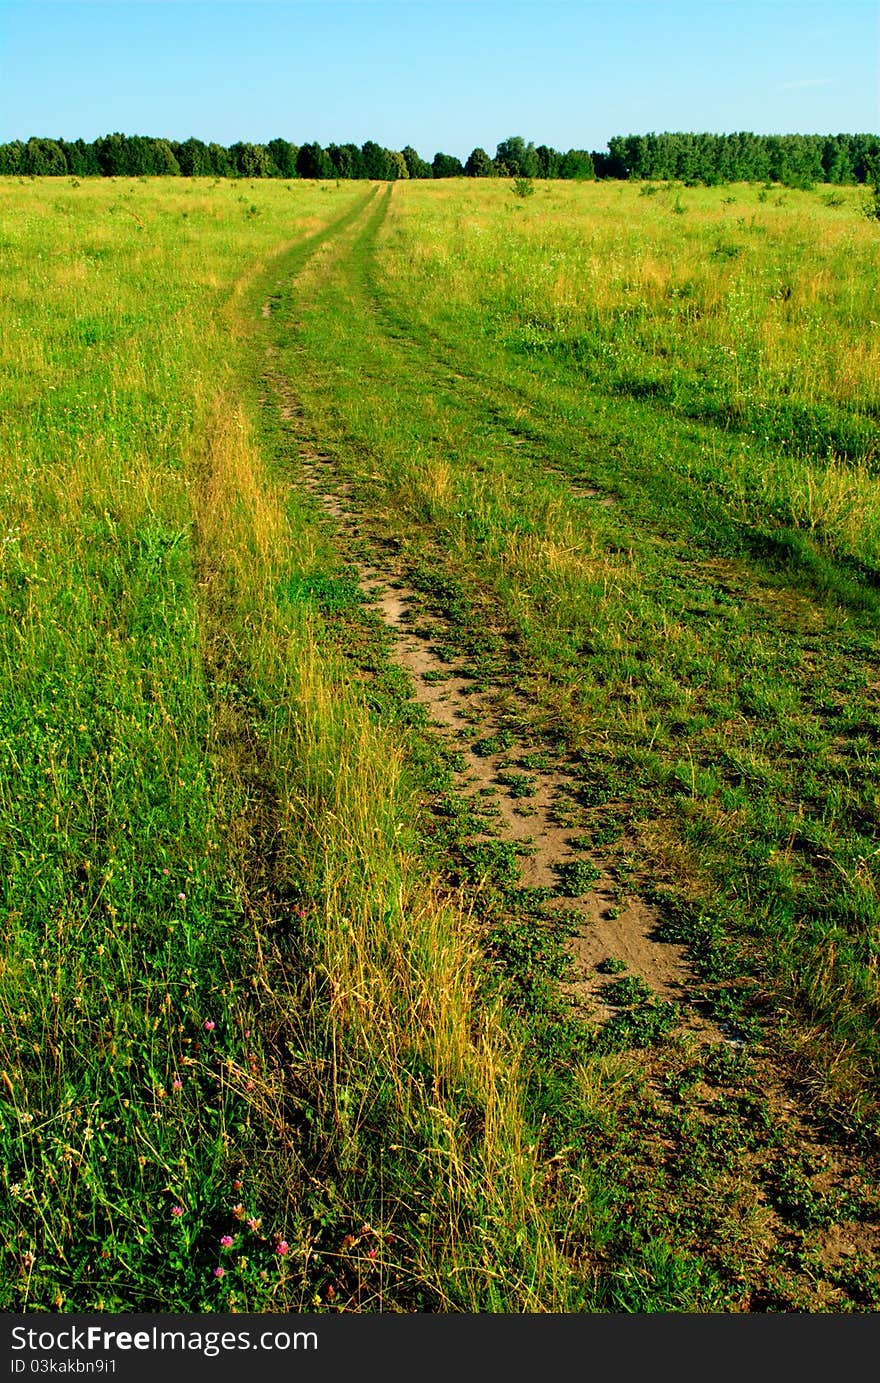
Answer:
top-left (603, 131), bottom-right (880, 186)
top-left (0, 133), bottom-right (594, 180)
top-left (1, 131), bottom-right (878, 184)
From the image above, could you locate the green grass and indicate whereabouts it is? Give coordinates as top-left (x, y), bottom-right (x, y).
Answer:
top-left (2, 175), bottom-right (879, 1314)
top-left (0, 176), bottom-right (412, 1310)
top-left (260, 179), bottom-right (880, 1308)
top-left (277, 179), bottom-right (880, 1120)
top-left (0, 176), bottom-right (599, 1315)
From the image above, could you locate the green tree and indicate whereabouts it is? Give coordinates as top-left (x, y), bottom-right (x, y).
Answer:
top-left (387, 150), bottom-right (410, 180)
top-left (534, 144), bottom-right (561, 178)
top-left (207, 143), bottom-right (232, 177)
top-left (822, 136), bottom-right (854, 184)
top-left (402, 145), bottom-right (432, 178)
top-left (59, 139), bottom-right (100, 177)
top-left (267, 139), bottom-right (299, 178)
top-left (174, 138), bottom-right (213, 177)
top-left (432, 151), bottom-right (464, 178)
top-left (328, 143), bottom-right (366, 178)
top-left (151, 139), bottom-right (181, 176)
top-left (24, 138), bottom-right (68, 176)
top-left (0, 140), bottom-right (27, 174)
top-left (495, 136), bottom-right (539, 178)
top-left (229, 142), bottom-right (273, 178)
top-left (863, 153), bottom-right (880, 220)
top-left (296, 142), bottom-right (333, 179)
top-left (127, 136), bottom-right (158, 175)
top-left (361, 140), bottom-right (392, 179)
top-left (465, 146), bottom-right (494, 177)
top-left (94, 133), bottom-right (134, 176)
top-left (558, 149), bottom-right (594, 180)
top-left (848, 134), bottom-right (880, 183)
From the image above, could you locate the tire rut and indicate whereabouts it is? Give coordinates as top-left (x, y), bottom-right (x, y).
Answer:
top-left (278, 383), bottom-right (729, 1046)
top-left (253, 194), bottom-right (880, 1306)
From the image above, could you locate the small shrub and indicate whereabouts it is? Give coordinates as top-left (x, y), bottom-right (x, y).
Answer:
top-left (862, 154), bottom-right (880, 221)
top-left (556, 858), bottom-right (600, 895)
top-left (602, 974), bottom-right (653, 1006)
top-left (597, 957), bottom-right (628, 975)
top-left (512, 177), bottom-right (535, 200)
top-left (497, 769), bottom-right (537, 798)
top-left (710, 241), bottom-right (741, 262)
top-left (471, 730), bottom-right (515, 756)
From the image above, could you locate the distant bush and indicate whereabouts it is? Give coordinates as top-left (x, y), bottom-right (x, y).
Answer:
top-left (863, 154), bottom-right (880, 221)
top-left (512, 177), bottom-right (535, 200)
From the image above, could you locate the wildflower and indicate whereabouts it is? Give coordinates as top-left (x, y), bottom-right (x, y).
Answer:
top-left (220, 1235), bottom-right (233, 1248)
top-left (204, 1020), bottom-right (215, 1032)
top-left (213, 1266), bottom-right (225, 1279)
top-left (275, 1241), bottom-right (289, 1256)
top-left (247, 1217), bottom-right (261, 1232)
top-left (178, 892), bottom-right (186, 902)
top-left (245, 1079), bottom-right (255, 1091)
top-left (232, 1203), bottom-right (245, 1220)
top-left (162, 868), bottom-right (170, 876)
top-left (171, 1206), bottom-right (184, 1217)
top-left (232, 1179), bottom-right (243, 1192)
top-left (172, 1077), bottom-right (183, 1091)
top-left (367, 1247), bottom-right (377, 1260)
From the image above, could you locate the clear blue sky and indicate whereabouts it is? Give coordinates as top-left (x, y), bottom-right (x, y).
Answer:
top-left (1, 1), bottom-right (877, 159)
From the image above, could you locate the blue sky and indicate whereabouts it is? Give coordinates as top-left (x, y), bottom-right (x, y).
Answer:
top-left (1, 1), bottom-right (877, 158)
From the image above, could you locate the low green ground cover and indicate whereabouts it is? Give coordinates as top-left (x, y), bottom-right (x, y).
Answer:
top-left (2, 176), bottom-right (877, 1312)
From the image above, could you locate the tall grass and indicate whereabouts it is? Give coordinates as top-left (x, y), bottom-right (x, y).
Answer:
top-left (271, 179), bottom-right (880, 1142)
top-left (193, 281), bottom-right (585, 1309)
top-left (4, 174), bottom-right (878, 1315)
top-left (377, 180), bottom-right (880, 565)
top-left (0, 176), bottom-right (320, 1309)
top-left (0, 177), bottom-right (591, 1311)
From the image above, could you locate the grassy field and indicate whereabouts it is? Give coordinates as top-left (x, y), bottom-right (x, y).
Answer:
top-left (1, 175), bottom-right (878, 1313)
